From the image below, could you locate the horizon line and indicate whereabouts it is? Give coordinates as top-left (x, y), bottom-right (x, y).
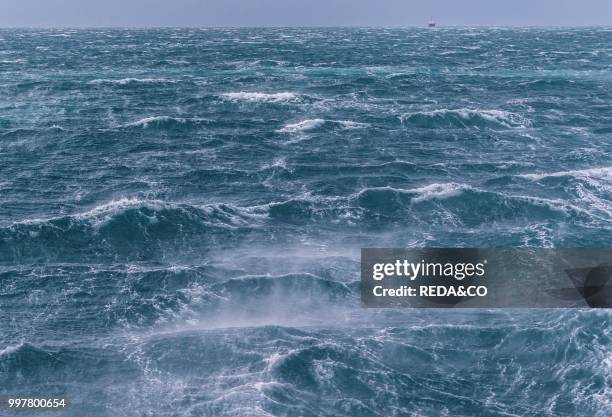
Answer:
top-left (1, 24), bottom-right (611, 30)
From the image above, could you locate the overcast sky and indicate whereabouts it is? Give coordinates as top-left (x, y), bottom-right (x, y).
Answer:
top-left (1, 0), bottom-right (611, 27)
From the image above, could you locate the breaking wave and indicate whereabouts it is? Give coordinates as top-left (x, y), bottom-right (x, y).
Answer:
top-left (0, 198), bottom-right (265, 262)
top-left (401, 108), bottom-right (532, 129)
top-left (89, 78), bottom-right (177, 85)
top-left (518, 166), bottom-right (612, 181)
top-left (123, 116), bottom-right (208, 128)
top-left (221, 92), bottom-right (300, 103)
top-left (278, 119), bottom-right (370, 133)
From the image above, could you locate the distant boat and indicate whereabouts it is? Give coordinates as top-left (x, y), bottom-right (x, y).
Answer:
top-left (428, 19), bottom-right (436, 28)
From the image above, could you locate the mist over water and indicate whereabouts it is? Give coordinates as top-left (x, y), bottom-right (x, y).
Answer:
top-left (1, 28), bottom-right (611, 416)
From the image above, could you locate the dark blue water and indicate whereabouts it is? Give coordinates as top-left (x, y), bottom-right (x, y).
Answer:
top-left (1, 28), bottom-right (611, 416)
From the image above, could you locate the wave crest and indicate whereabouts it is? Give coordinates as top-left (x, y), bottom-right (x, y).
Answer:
top-left (401, 108), bottom-right (531, 129)
top-left (89, 78), bottom-right (176, 85)
top-left (410, 183), bottom-right (470, 203)
top-left (221, 92), bottom-right (300, 103)
top-left (278, 119), bottom-right (369, 133)
top-left (124, 116), bottom-right (187, 128)
top-left (0, 198), bottom-right (264, 262)
top-left (518, 166), bottom-right (612, 181)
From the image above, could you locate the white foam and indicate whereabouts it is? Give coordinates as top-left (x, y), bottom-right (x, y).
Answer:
top-left (125, 116), bottom-right (186, 128)
top-left (77, 197), bottom-right (166, 219)
top-left (354, 183), bottom-right (469, 203)
top-left (518, 167), bottom-right (612, 217)
top-left (5, 198), bottom-right (170, 229)
top-left (403, 108), bottom-right (531, 128)
top-left (278, 119), bottom-right (325, 133)
top-left (411, 183), bottom-right (470, 203)
top-left (0, 341), bottom-right (25, 357)
top-left (8, 197), bottom-right (267, 230)
top-left (89, 78), bottom-right (175, 85)
top-left (261, 157), bottom-right (288, 170)
top-left (278, 119), bottom-right (369, 133)
top-left (336, 120), bottom-right (370, 129)
top-left (475, 109), bottom-right (530, 127)
top-left (221, 92), bottom-right (299, 103)
top-left (79, 197), bottom-right (259, 224)
top-left (518, 166), bottom-right (612, 181)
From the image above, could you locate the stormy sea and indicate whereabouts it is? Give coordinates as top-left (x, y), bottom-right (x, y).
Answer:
top-left (0, 28), bottom-right (611, 416)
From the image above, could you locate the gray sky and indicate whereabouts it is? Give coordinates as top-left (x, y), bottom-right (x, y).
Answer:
top-left (1, 0), bottom-right (611, 27)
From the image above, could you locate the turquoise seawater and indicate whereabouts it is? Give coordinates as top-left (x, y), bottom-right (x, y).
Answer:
top-left (0, 28), bottom-right (611, 416)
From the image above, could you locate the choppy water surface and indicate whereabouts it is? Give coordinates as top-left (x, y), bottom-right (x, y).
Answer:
top-left (1, 28), bottom-right (611, 416)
